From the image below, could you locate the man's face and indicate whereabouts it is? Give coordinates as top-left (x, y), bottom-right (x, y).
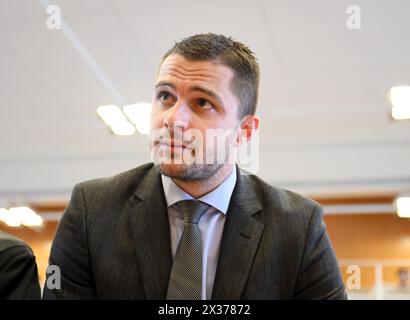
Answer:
top-left (149, 54), bottom-right (241, 181)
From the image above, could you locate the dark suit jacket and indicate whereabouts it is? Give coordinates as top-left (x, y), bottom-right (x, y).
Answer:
top-left (43, 163), bottom-right (346, 299)
top-left (0, 231), bottom-right (41, 299)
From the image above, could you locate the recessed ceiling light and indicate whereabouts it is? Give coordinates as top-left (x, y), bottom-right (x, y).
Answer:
top-left (97, 104), bottom-right (137, 136)
top-left (0, 208), bottom-right (9, 222)
top-left (22, 214), bottom-right (44, 227)
top-left (6, 206), bottom-right (44, 227)
top-left (109, 121), bottom-right (136, 136)
top-left (123, 103), bottom-right (152, 135)
top-left (388, 86), bottom-right (410, 120)
top-left (97, 105), bottom-right (128, 126)
top-left (391, 106), bottom-right (410, 120)
top-left (395, 196), bottom-right (410, 218)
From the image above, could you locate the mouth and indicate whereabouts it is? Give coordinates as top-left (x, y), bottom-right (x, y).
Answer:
top-left (154, 140), bottom-right (189, 149)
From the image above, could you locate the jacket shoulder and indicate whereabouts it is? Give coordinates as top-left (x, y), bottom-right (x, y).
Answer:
top-left (242, 171), bottom-right (321, 222)
top-left (67, 162), bottom-right (157, 219)
top-left (0, 231), bottom-right (34, 254)
top-left (75, 162), bottom-right (155, 197)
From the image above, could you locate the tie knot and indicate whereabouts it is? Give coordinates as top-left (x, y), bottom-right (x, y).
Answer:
top-left (175, 200), bottom-right (210, 224)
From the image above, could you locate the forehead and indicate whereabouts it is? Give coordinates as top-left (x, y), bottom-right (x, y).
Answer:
top-left (156, 54), bottom-right (234, 89)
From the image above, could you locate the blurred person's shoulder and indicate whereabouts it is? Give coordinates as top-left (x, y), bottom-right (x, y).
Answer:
top-left (0, 231), bottom-right (35, 266)
top-left (0, 230), bottom-right (33, 253)
top-left (0, 232), bottom-right (41, 300)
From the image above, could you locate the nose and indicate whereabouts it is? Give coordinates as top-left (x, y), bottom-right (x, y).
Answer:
top-left (163, 99), bottom-right (190, 131)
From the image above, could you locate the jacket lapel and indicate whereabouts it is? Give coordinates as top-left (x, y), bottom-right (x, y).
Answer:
top-left (126, 165), bottom-right (172, 299)
top-left (212, 167), bottom-right (264, 299)
top-left (126, 164), bottom-right (264, 300)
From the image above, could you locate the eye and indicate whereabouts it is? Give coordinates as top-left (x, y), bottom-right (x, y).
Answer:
top-left (157, 91), bottom-right (170, 102)
top-left (196, 98), bottom-right (213, 110)
top-left (156, 91), bottom-right (175, 107)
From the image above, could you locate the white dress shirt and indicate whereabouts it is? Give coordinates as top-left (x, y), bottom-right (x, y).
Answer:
top-left (161, 166), bottom-right (237, 300)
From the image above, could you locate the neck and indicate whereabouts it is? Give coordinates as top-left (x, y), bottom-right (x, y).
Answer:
top-left (172, 164), bottom-right (235, 199)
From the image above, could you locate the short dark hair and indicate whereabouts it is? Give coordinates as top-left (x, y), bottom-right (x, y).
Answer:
top-left (160, 33), bottom-right (260, 119)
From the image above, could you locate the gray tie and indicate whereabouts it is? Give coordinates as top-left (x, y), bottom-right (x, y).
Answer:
top-left (167, 200), bottom-right (210, 300)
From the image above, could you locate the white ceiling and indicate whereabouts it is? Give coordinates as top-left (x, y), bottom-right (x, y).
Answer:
top-left (0, 0), bottom-right (410, 205)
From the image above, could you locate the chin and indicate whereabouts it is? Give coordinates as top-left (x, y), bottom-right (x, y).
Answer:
top-left (159, 163), bottom-right (225, 182)
top-left (159, 163), bottom-right (190, 179)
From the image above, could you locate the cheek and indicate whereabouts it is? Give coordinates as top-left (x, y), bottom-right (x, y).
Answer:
top-left (150, 106), bottom-right (163, 128)
top-left (223, 93), bottom-right (241, 122)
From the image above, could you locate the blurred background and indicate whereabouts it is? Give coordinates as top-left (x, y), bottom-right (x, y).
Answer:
top-left (1, 0), bottom-right (410, 299)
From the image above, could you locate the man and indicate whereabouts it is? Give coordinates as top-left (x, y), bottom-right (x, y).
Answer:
top-left (43, 34), bottom-right (346, 299)
top-left (0, 230), bottom-right (41, 299)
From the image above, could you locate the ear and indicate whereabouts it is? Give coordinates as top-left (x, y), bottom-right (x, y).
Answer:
top-left (235, 115), bottom-right (260, 146)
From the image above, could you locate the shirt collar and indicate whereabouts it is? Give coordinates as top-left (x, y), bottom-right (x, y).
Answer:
top-left (161, 166), bottom-right (237, 215)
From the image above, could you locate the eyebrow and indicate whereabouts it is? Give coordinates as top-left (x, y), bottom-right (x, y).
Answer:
top-left (155, 81), bottom-right (224, 108)
top-left (190, 86), bottom-right (224, 108)
top-left (155, 81), bottom-right (176, 90)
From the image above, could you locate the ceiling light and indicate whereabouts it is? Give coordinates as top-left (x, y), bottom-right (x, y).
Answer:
top-left (97, 105), bottom-right (128, 126)
top-left (5, 207), bottom-right (23, 227)
top-left (22, 214), bottom-right (44, 227)
top-left (392, 106), bottom-right (410, 120)
top-left (5, 207), bottom-right (44, 227)
top-left (109, 121), bottom-right (136, 136)
top-left (0, 208), bottom-right (9, 222)
top-left (123, 103), bottom-right (152, 135)
top-left (395, 197), bottom-right (410, 218)
top-left (17, 206), bottom-right (43, 227)
top-left (389, 86), bottom-right (410, 120)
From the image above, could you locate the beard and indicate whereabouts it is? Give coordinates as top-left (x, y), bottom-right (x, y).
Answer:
top-left (159, 163), bottom-right (224, 182)
top-left (154, 140), bottom-right (234, 182)
top-left (150, 126), bottom-right (237, 182)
